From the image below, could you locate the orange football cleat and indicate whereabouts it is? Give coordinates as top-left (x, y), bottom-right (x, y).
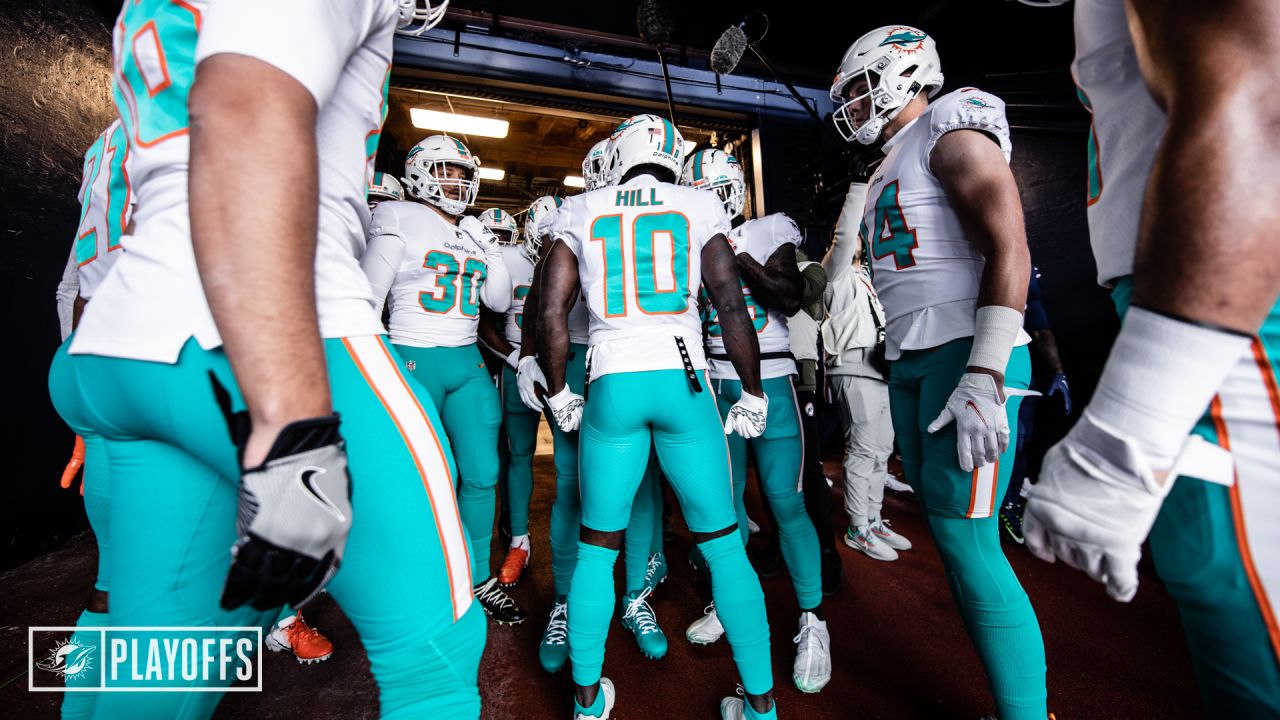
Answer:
top-left (266, 613), bottom-right (333, 665)
top-left (498, 545), bottom-right (530, 588)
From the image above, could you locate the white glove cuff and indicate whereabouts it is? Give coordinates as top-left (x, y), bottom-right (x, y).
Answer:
top-left (1088, 306), bottom-right (1251, 468)
top-left (517, 355), bottom-right (539, 373)
top-left (967, 305), bottom-right (1024, 373)
top-left (504, 349), bottom-right (520, 370)
top-left (548, 385), bottom-right (575, 406)
top-left (739, 390), bottom-right (768, 412)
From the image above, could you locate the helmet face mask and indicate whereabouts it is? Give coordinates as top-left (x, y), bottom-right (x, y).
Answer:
top-left (523, 195), bottom-right (564, 263)
top-left (396, 0), bottom-right (449, 36)
top-left (403, 135), bottom-right (479, 216)
top-left (830, 26), bottom-right (944, 145)
top-left (478, 207), bottom-right (520, 245)
top-left (583, 139), bottom-right (611, 191)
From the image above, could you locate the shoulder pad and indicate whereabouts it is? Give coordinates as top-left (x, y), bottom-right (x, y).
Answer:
top-left (928, 88), bottom-right (1012, 163)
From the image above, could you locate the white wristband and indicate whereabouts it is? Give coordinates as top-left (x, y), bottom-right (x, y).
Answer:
top-left (967, 305), bottom-right (1023, 373)
top-left (1088, 306), bottom-right (1251, 468)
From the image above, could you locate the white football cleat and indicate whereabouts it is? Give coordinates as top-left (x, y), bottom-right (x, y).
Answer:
top-left (792, 612), bottom-right (831, 693)
top-left (685, 602), bottom-right (725, 645)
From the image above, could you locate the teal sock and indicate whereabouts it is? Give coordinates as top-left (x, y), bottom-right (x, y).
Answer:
top-left (457, 482), bottom-right (496, 580)
top-left (623, 475), bottom-right (655, 592)
top-left (767, 490), bottom-right (823, 609)
top-left (275, 604), bottom-right (294, 626)
top-left (649, 467), bottom-right (664, 553)
top-left (60, 609), bottom-right (107, 720)
top-left (574, 686), bottom-right (605, 716)
top-left (930, 514), bottom-right (1047, 720)
top-left (567, 542), bottom-right (620, 687)
top-left (697, 533), bottom-right (773, 696)
top-left (550, 445), bottom-right (581, 596)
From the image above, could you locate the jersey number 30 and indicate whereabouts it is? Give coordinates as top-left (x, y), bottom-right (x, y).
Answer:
top-left (590, 212), bottom-right (691, 316)
top-left (419, 251), bottom-right (487, 317)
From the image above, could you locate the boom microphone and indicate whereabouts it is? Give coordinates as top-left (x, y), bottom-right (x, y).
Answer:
top-left (636, 0), bottom-right (673, 47)
top-left (710, 23), bottom-right (747, 76)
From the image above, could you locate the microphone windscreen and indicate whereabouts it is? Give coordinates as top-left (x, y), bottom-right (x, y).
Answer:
top-left (710, 24), bottom-right (747, 76)
top-left (636, 0), bottom-right (673, 46)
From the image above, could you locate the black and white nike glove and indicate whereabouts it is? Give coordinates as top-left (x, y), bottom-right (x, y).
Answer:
top-left (221, 416), bottom-right (354, 611)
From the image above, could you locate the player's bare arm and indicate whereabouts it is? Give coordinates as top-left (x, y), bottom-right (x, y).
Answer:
top-left (535, 240), bottom-right (581, 395)
top-left (931, 128), bottom-right (1032, 390)
top-left (520, 258), bottom-right (544, 360)
top-left (189, 54), bottom-right (329, 467)
top-left (737, 243), bottom-right (803, 316)
top-left (703, 234), bottom-right (763, 397)
top-left (478, 306), bottom-right (515, 359)
top-left (1127, 0), bottom-right (1280, 333)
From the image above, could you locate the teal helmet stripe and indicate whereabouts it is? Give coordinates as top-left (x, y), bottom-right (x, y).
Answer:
top-left (495, 209), bottom-right (503, 220)
top-left (553, 196), bottom-right (564, 207)
top-left (692, 150), bottom-right (705, 181)
top-left (660, 117), bottom-right (675, 156)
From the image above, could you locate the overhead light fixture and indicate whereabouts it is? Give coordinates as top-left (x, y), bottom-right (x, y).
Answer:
top-left (477, 167), bottom-right (506, 181)
top-left (564, 175), bottom-right (586, 188)
top-left (409, 108), bottom-right (509, 138)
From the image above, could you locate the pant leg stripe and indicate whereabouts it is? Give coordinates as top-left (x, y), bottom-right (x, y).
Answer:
top-left (343, 337), bottom-right (474, 620)
top-left (1211, 340), bottom-right (1280, 664)
top-left (966, 459), bottom-right (998, 519)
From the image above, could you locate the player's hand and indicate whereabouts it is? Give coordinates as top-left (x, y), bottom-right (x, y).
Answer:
top-left (221, 415), bottom-right (354, 611)
top-left (927, 372), bottom-right (1008, 472)
top-left (546, 386), bottom-right (585, 432)
top-left (459, 216), bottom-right (500, 255)
top-left (724, 390), bottom-right (768, 438)
top-left (1048, 373), bottom-right (1072, 415)
top-left (517, 356), bottom-right (547, 411)
top-left (60, 435), bottom-right (86, 495)
top-left (1023, 411), bottom-right (1174, 602)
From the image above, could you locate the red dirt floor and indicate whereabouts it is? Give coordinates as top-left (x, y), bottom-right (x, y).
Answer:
top-left (0, 453), bottom-right (1204, 719)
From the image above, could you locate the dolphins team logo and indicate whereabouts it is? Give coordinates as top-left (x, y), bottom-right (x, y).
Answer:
top-left (963, 96), bottom-right (994, 109)
top-left (878, 27), bottom-right (927, 54)
top-left (36, 638), bottom-right (97, 680)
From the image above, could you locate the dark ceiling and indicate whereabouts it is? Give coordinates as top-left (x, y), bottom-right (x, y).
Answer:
top-left (442, 0), bottom-right (1078, 90)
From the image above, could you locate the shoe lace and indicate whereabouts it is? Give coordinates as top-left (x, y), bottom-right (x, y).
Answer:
top-left (644, 553), bottom-right (662, 581)
top-left (544, 602), bottom-right (568, 645)
top-left (792, 616), bottom-right (826, 653)
top-left (476, 579), bottom-right (517, 610)
top-left (622, 588), bottom-right (659, 634)
top-left (701, 601), bottom-right (716, 617)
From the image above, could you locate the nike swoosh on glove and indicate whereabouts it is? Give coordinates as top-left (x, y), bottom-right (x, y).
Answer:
top-left (724, 390), bottom-right (768, 438)
top-left (517, 356), bottom-right (547, 411)
top-left (1023, 411), bottom-right (1175, 602)
top-left (222, 415), bottom-right (354, 611)
top-left (927, 372), bottom-right (1008, 472)
top-left (546, 385), bottom-right (585, 433)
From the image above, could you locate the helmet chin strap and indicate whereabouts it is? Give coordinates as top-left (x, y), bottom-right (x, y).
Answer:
top-left (855, 80), bottom-right (926, 145)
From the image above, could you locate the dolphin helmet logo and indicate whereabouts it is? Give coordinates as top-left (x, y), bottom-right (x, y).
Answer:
top-left (878, 28), bottom-right (927, 54)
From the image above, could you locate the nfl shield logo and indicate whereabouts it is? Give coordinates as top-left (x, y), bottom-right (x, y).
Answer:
top-left (406, 360), bottom-right (417, 371)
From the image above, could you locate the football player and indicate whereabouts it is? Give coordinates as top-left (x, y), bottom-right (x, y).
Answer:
top-left (537, 114), bottom-right (777, 720)
top-left (474, 206), bottom-right (540, 588)
top-left (53, 118), bottom-right (131, 718)
top-left (362, 134), bottom-right (523, 624)
top-left (516, 190), bottom-right (668, 670)
top-left (1019, 0), bottom-right (1280, 714)
top-left (50, 1), bottom-right (482, 717)
top-left (368, 170), bottom-right (405, 208)
top-left (831, 26), bottom-right (1046, 719)
top-left (679, 148), bottom-right (832, 694)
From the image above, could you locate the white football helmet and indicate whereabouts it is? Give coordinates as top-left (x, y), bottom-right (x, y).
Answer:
top-left (478, 207), bottom-right (519, 245)
top-left (830, 26), bottom-right (944, 145)
top-left (679, 148), bottom-right (746, 219)
top-left (523, 195), bottom-right (565, 262)
top-left (368, 172), bottom-right (405, 207)
top-left (403, 135), bottom-right (479, 216)
top-left (396, 0), bottom-right (449, 36)
top-left (582, 139), bottom-right (611, 191)
top-left (603, 114), bottom-right (685, 184)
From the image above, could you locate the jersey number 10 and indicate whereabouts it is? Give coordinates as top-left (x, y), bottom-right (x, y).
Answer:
top-left (590, 211), bottom-right (691, 317)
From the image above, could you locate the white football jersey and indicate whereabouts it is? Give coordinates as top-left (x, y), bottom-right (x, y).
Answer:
top-left (74, 120), bottom-right (132, 301)
top-left (1072, 0), bottom-right (1164, 288)
top-left (72, 0), bottom-right (395, 361)
top-left (552, 174), bottom-right (731, 380)
top-left (365, 201), bottom-right (506, 348)
top-left (706, 214), bottom-right (800, 380)
top-left (862, 87), bottom-right (1029, 360)
top-left (500, 244), bottom-right (535, 347)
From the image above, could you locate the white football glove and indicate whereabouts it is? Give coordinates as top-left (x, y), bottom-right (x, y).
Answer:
top-left (724, 390), bottom-right (768, 438)
top-left (927, 372), bottom-right (1008, 472)
top-left (459, 215), bottom-right (501, 256)
top-left (503, 349), bottom-right (520, 370)
top-left (546, 385), bottom-right (585, 433)
top-left (1023, 411), bottom-right (1174, 603)
top-left (516, 356), bottom-right (546, 412)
